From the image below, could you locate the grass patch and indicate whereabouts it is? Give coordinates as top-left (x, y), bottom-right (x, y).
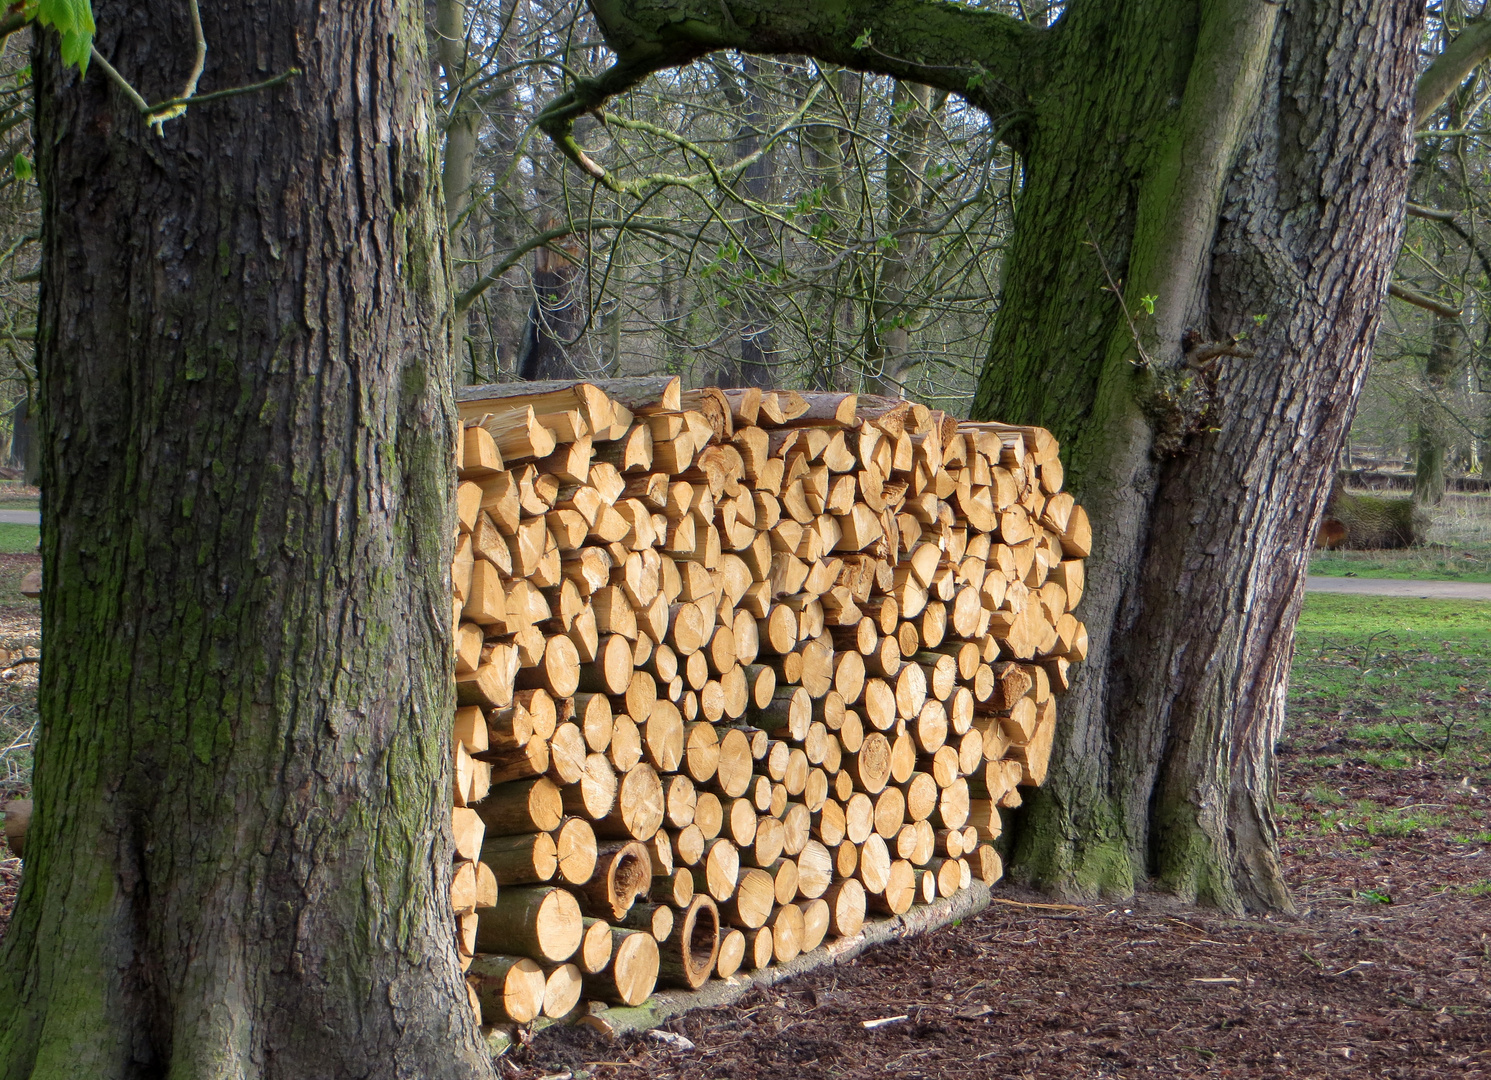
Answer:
top-left (1309, 548), bottom-right (1491, 582)
top-left (1288, 594), bottom-right (1491, 777)
top-left (0, 524), bottom-right (37, 554)
top-left (1319, 800), bottom-right (1449, 839)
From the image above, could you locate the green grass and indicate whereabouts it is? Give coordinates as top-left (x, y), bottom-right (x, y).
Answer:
top-left (0, 524), bottom-right (37, 554)
top-left (1287, 594), bottom-right (1491, 781)
top-left (1318, 800), bottom-right (1449, 839)
top-left (1309, 548), bottom-right (1491, 582)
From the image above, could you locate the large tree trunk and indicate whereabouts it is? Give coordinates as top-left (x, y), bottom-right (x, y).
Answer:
top-left (992, 0), bottom-right (1418, 912)
top-left (0, 3), bottom-right (490, 1077)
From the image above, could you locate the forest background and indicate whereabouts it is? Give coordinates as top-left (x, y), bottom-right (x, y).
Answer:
top-left (0, 1), bottom-right (1487, 491)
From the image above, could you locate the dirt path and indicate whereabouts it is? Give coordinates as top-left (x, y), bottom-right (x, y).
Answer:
top-left (1305, 575), bottom-right (1491, 600)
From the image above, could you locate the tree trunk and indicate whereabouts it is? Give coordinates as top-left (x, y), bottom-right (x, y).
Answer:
top-left (1413, 316), bottom-right (1459, 508)
top-left (709, 55), bottom-right (779, 390)
top-left (864, 81), bottom-right (934, 397)
top-left (436, 0), bottom-right (482, 382)
top-left (990, 0), bottom-right (1419, 911)
top-left (0, 3), bottom-right (490, 1077)
top-left (517, 229), bottom-right (588, 381)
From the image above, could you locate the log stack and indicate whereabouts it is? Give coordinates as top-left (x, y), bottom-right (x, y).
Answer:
top-left (446, 377), bottom-right (1089, 1027)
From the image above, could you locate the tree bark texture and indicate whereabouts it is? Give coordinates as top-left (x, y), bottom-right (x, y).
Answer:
top-left (1413, 316), bottom-right (1459, 508)
top-left (571, 0), bottom-right (1421, 911)
top-left (1003, 0), bottom-right (1419, 913)
top-left (0, 2), bottom-right (491, 1077)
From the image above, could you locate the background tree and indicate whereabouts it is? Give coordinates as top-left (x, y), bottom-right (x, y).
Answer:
top-left (1361, 3), bottom-right (1491, 506)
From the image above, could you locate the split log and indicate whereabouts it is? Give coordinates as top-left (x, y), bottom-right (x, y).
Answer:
top-left (554, 817), bottom-right (599, 886)
top-left (583, 928), bottom-right (659, 1006)
top-left (716, 928), bottom-right (747, 978)
top-left (480, 832), bottom-right (558, 885)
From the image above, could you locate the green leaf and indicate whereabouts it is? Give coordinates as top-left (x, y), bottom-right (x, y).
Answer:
top-left (11, 153), bottom-right (32, 182)
top-left (59, 29), bottom-right (92, 72)
top-left (37, 0), bottom-right (95, 35)
top-left (33, 0), bottom-right (95, 73)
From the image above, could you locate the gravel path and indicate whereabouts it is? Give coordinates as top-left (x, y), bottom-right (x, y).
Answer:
top-left (1305, 575), bottom-right (1491, 600)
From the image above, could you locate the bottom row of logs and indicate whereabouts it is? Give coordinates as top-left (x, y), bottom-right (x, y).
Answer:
top-left (465, 840), bottom-right (1003, 1025)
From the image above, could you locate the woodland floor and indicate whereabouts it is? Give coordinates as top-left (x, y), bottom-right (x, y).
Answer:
top-left (0, 576), bottom-right (1486, 1078)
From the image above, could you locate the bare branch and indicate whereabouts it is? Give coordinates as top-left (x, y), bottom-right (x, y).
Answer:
top-left (1416, 18), bottom-right (1491, 127)
top-left (1387, 282), bottom-right (1462, 319)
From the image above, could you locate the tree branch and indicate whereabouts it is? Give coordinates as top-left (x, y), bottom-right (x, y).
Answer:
top-left (1405, 202), bottom-right (1491, 284)
top-left (539, 0), bottom-right (1044, 188)
top-left (1387, 282), bottom-right (1462, 319)
top-left (1415, 19), bottom-right (1491, 127)
top-left (588, 0), bottom-right (1040, 108)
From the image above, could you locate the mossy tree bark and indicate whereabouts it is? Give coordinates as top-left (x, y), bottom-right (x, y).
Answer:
top-left (560, 0), bottom-right (1421, 910)
top-left (0, 2), bottom-right (492, 1078)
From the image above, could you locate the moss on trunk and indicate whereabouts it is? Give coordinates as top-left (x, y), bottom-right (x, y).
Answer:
top-left (0, 2), bottom-right (491, 1076)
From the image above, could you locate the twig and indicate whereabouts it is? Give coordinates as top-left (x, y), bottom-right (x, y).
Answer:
top-left (987, 897), bottom-right (1086, 912)
top-left (1387, 282), bottom-right (1462, 319)
top-left (141, 68), bottom-right (302, 116)
top-left (1, 657), bottom-right (38, 671)
top-left (88, 0), bottom-right (299, 135)
top-left (1084, 223), bottom-right (1154, 368)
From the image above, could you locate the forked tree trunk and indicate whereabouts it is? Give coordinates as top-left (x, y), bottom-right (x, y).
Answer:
top-left (984, 0), bottom-right (1420, 911)
top-left (0, 3), bottom-right (490, 1077)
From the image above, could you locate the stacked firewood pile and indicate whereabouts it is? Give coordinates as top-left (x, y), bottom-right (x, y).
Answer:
top-left (447, 378), bottom-right (1090, 1027)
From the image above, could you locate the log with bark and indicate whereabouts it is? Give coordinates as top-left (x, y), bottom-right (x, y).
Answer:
top-left (444, 378), bottom-right (1087, 1023)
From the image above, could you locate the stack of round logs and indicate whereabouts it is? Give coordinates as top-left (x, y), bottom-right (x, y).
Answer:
top-left (447, 377), bottom-right (1090, 1029)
